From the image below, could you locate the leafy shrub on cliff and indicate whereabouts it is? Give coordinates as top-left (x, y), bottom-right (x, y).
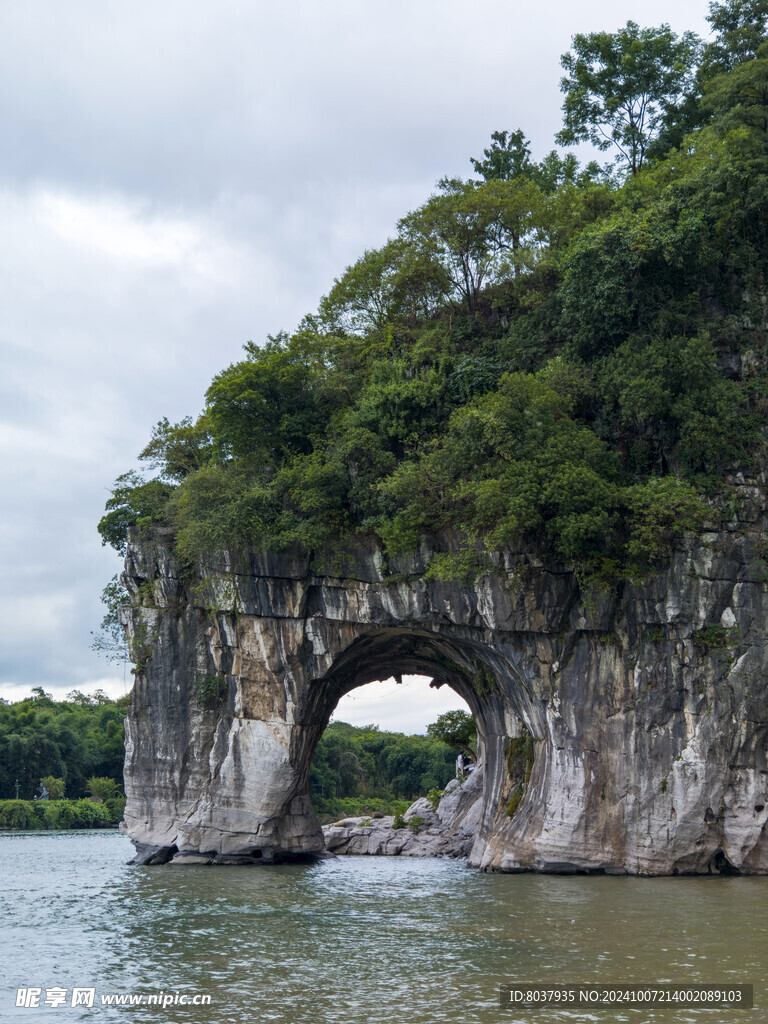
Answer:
top-left (693, 623), bottom-right (740, 651)
top-left (98, 472), bottom-right (176, 556)
top-left (426, 787), bottom-right (444, 810)
top-left (624, 478), bottom-right (710, 568)
top-left (194, 674), bottom-right (228, 710)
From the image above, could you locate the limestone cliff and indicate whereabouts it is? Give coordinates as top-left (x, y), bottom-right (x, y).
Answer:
top-left (120, 478), bottom-right (768, 874)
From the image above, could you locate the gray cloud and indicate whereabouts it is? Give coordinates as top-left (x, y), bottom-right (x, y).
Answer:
top-left (0, 0), bottom-right (709, 711)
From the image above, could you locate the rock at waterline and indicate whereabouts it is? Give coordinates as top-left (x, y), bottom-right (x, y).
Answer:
top-left (323, 765), bottom-right (483, 858)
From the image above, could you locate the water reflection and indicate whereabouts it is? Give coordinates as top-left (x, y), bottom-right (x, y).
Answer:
top-left (1, 832), bottom-right (765, 1023)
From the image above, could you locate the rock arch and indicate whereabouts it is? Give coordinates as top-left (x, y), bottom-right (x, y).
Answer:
top-left (120, 523), bottom-right (768, 874)
top-left (291, 627), bottom-right (518, 858)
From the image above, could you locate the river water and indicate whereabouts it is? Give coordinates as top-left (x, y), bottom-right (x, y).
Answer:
top-left (1, 831), bottom-right (765, 1023)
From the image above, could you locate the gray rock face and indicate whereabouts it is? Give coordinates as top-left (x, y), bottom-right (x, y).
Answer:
top-left (120, 494), bottom-right (768, 874)
top-left (323, 766), bottom-right (484, 858)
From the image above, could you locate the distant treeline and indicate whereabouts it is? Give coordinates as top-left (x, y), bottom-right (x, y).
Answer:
top-left (0, 798), bottom-right (125, 831)
top-left (0, 688), bottom-right (127, 801)
top-left (310, 721), bottom-right (459, 821)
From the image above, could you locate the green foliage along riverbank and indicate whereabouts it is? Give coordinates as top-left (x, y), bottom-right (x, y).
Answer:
top-left (97, 1), bottom-right (768, 596)
top-left (310, 721), bottom-right (460, 823)
top-left (0, 798), bottom-right (126, 831)
top-left (0, 689), bottom-right (127, 801)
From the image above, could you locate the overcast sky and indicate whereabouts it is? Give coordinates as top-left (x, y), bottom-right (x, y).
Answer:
top-left (0, 0), bottom-right (709, 730)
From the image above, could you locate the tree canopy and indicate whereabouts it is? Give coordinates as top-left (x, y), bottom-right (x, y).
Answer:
top-left (557, 21), bottom-right (701, 174)
top-left (426, 711), bottom-right (477, 758)
top-left (0, 689), bottom-right (127, 800)
top-left (705, 0), bottom-right (768, 72)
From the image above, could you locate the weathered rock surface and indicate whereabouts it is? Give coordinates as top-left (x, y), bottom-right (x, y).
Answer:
top-left (323, 766), bottom-right (484, 858)
top-left (120, 485), bottom-right (768, 873)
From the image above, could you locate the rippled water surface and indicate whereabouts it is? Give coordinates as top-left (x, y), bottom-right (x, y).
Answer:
top-left (1, 831), bottom-right (766, 1023)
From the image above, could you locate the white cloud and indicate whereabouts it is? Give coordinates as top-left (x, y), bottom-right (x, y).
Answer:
top-left (18, 186), bottom-right (260, 304)
top-left (333, 676), bottom-right (471, 735)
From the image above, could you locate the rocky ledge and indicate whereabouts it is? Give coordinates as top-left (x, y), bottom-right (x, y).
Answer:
top-left (323, 766), bottom-right (484, 859)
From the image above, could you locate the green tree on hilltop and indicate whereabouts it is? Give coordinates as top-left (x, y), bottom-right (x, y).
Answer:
top-left (470, 128), bottom-right (533, 182)
top-left (702, 39), bottom-right (768, 132)
top-left (705, 0), bottom-right (768, 72)
top-left (399, 176), bottom-right (545, 301)
top-left (471, 128), bottom-right (603, 194)
top-left (557, 20), bottom-right (701, 173)
top-left (318, 238), bottom-right (450, 338)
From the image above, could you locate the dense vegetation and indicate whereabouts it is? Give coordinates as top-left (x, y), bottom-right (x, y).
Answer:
top-left (310, 720), bottom-right (465, 822)
top-left (99, 1), bottom-right (768, 593)
top-left (0, 688), bottom-right (126, 801)
top-left (0, 798), bottom-right (125, 831)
